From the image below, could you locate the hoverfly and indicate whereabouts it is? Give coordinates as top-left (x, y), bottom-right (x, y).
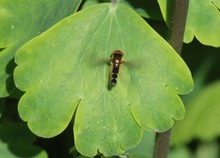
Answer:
top-left (109, 50), bottom-right (124, 87)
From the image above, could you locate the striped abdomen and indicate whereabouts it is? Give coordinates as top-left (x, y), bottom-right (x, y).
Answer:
top-left (109, 50), bottom-right (124, 87)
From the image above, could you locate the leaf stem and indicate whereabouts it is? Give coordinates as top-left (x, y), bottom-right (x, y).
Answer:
top-left (111, 0), bottom-right (119, 7)
top-left (153, 0), bottom-right (189, 158)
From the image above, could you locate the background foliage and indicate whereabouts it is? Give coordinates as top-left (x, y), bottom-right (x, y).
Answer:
top-left (0, 0), bottom-right (219, 158)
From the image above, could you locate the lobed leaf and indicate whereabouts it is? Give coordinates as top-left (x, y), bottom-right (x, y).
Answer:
top-left (14, 3), bottom-right (193, 156)
top-left (0, 0), bottom-right (80, 97)
top-left (157, 0), bottom-right (220, 47)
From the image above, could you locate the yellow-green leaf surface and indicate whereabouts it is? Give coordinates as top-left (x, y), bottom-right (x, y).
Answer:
top-left (14, 3), bottom-right (193, 156)
top-left (0, 0), bottom-right (80, 97)
top-left (171, 81), bottom-right (220, 145)
top-left (158, 0), bottom-right (220, 47)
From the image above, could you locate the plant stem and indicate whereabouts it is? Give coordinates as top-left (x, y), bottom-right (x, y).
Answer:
top-left (153, 129), bottom-right (171, 158)
top-left (153, 0), bottom-right (189, 158)
top-left (168, 0), bottom-right (189, 55)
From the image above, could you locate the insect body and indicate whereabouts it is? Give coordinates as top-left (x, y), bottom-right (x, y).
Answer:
top-left (109, 50), bottom-right (124, 87)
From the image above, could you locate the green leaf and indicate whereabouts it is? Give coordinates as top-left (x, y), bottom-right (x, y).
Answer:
top-left (171, 81), bottom-right (220, 145)
top-left (0, 0), bottom-right (81, 97)
top-left (212, 0), bottom-right (220, 8)
top-left (14, 3), bottom-right (193, 156)
top-left (157, 0), bottom-right (220, 47)
top-left (82, 0), bottom-right (163, 20)
top-left (0, 122), bottom-right (47, 158)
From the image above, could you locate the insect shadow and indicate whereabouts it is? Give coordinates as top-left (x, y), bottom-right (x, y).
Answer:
top-left (84, 51), bottom-right (144, 91)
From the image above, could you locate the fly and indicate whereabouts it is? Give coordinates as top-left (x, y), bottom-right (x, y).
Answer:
top-left (109, 50), bottom-right (124, 87)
